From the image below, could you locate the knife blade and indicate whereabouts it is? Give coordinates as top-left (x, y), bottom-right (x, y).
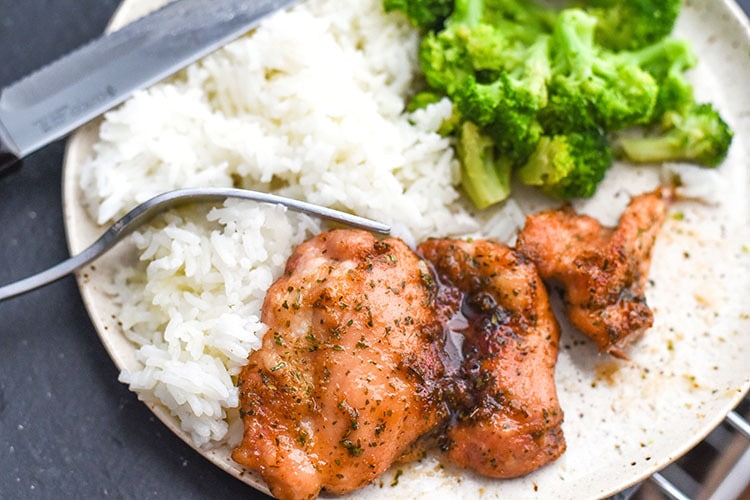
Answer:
top-left (0, 0), bottom-right (298, 173)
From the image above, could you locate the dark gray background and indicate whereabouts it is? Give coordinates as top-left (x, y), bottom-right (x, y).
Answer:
top-left (0, 1), bottom-right (269, 498)
top-left (0, 1), bottom-right (747, 499)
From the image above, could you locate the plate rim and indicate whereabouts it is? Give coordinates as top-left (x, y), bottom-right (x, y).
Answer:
top-left (61, 0), bottom-right (750, 498)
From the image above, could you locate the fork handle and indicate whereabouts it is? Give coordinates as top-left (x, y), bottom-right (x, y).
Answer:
top-left (0, 120), bottom-right (21, 173)
top-left (0, 187), bottom-right (391, 302)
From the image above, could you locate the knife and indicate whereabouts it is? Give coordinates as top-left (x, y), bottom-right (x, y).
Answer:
top-left (0, 0), bottom-right (298, 173)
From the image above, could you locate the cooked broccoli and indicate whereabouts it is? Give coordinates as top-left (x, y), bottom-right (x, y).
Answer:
top-left (453, 35), bottom-right (550, 164)
top-left (388, 0), bottom-right (732, 209)
top-left (619, 103), bottom-right (733, 167)
top-left (622, 37), bottom-right (698, 119)
top-left (463, 23), bottom-right (509, 72)
top-left (418, 0), bottom-right (552, 93)
top-left (614, 38), bottom-right (732, 167)
top-left (627, 37), bottom-right (697, 82)
top-left (419, 28), bottom-right (473, 94)
top-left (549, 9), bottom-right (658, 131)
top-left (383, 0), bottom-right (454, 29)
top-left (453, 0), bottom-right (557, 63)
top-left (420, 0), bottom-right (552, 164)
top-left (455, 73), bottom-right (545, 165)
top-left (478, 0), bottom-right (557, 37)
top-left (516, 130), bottom-right (613, 199)
top-left (538, 82), bottom-right (599, 135)
top-left (582, 0), bottom-right (683, 51)
top-left (456, 121), bottom-right (512, 208)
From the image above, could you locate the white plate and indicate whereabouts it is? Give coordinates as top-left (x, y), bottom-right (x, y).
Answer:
top-left (63, 1), bottom-right (750, 498)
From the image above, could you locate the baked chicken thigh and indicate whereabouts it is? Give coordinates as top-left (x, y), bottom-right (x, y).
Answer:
top-left (418, 238), bottom-right (566, 478)
top-left (234, 230), bottom-right (569, 498)
top-left (232, 230), bottom-right (445, 500)
top-left (516, 188), bottom-right (671, 357)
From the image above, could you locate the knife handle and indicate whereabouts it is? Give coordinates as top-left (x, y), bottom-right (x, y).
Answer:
top-left (0, 126), bottom-right (20, 174)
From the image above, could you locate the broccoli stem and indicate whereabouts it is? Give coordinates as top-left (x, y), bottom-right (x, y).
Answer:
top-left (619, 104), bottom-right (733, 167)
top-left (456, 121), bottom-right (512, 208)
top-left (451, 0), bottom-right (484, 27)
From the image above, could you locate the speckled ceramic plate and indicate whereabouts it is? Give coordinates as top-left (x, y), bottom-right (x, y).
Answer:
top-left (62, 1), bottom-right (750, 498)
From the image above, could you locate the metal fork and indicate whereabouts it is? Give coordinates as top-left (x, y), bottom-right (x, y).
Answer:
top-left (0, 187), bottom-right (390, 301)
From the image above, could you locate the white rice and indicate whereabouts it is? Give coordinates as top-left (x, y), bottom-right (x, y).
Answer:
top-left (108, 203), bottom-right (321, 444)
top-left (80, 0), bottom-right (515, 446)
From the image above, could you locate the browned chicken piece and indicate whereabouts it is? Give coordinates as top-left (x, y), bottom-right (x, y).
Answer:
top-left (516, 187), bottom-right (671, 358)
top-left (418, 239), bottom-right (566, 479)
top-left (232, 229), bottom-right (445, 500)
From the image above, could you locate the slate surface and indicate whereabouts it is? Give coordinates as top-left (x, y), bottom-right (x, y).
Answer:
top-left (0, 1), bottom-right (268, 498)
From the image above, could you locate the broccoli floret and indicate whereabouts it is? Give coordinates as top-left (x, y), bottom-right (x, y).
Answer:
top-left (421, 1), bottom-right (552, 165)
top-left (550, 9), bottom-right (658, 131)
top-left (419, 28), bottom-right (474, 94)
top-left (421, 22), bottom-right (510, 84)
top-left (452, 33), bottom-right (551, 164)
top-left (463, 23), bottom-right (508, 72)
top-left (627, 37), bottom-right (696, 81)
top-left (383, 0), bottom-right (454, 30)
top-left (479, 0), bottom-right (558, 38)
top-left (538, 82), bottom-right (599, 135)
top-left (516, 130), bottom-right (613, 199)
top-left (582, 0), bottom-right (683, 51)
top-left (438, 0), bottom-right (556, 34)
top-left (414, 0), bottom-right (551, 205)
top-left (456, 121), bottom-right (512, 208)
top-left (455, 74), bottom-right (545, 165)
top-left (614, 37), bottom-right (732, 166)
top-left (500, 33), bottom-right (552, 106)
top-left (419, 0), bottom-right (552, 92)
top-left (619, 103), bottom-right (733, 167)
top-left (397, 0), bottom-right (729, 209)
top-left (621, 37), bottom-right (698, 119)
top-left (454, 33), bottom-right (551, 117)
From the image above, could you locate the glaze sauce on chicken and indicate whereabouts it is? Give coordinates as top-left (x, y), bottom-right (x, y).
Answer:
top-left (233, 231), bottom-right (565, 500)
top-left (418, 239), bottom-right (565, 479)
